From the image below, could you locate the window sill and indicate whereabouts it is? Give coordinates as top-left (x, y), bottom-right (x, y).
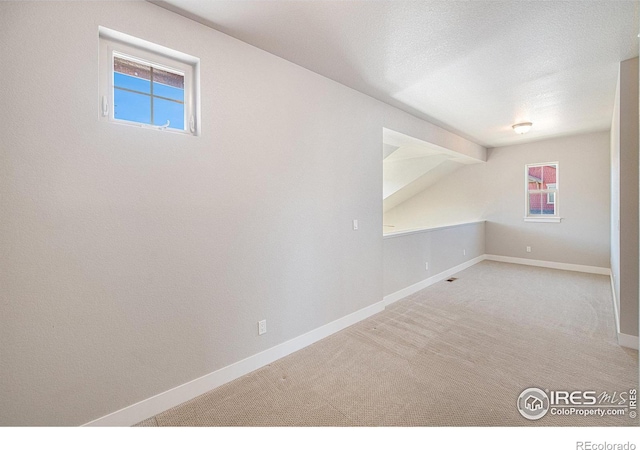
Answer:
top-left (524, 217), bottom-right (562, 223)
top-left (108, 118), bottom-right (194, 136)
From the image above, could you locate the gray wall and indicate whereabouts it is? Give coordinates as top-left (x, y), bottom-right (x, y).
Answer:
top-left (0, 1), bottom-right (483, 425)
top-left (383, 222), bottom-right (485, 296)
top-left (385, 132), bottom-right (611, 269)
top-left (610, 57), bottom-right (639, 338)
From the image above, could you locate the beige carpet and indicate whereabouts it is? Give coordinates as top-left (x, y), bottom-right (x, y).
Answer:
top-left (135, 261), bottom-right (638, 426)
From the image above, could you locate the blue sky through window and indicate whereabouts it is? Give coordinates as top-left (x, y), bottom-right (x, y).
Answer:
top-left (113, 57), bottom-right (185, 130)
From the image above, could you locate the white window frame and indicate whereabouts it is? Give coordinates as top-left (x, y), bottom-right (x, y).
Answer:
top-left (98, 27), bottom-right (200, 136)
top-left (524, 162), bottom-right (560, 223)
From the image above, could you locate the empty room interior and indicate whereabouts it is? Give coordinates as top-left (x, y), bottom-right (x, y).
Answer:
top-left (1, 0), bottom-right (639, 428)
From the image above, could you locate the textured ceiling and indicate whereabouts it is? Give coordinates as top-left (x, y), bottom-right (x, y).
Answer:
top-left (156, 1), bottom-right (639, 147)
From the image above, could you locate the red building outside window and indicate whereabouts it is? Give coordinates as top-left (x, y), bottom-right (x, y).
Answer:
top-left (527, 163), bottom-right (557, 216)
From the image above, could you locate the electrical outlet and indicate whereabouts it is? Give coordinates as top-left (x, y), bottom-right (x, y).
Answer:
top-left (353, 219), bottom-right (358, 230)
top-left (425, 262), bottom-right (429, 271)
top-left (258, 320), bottom-right (267, 335)
top-left (463, 249), bottom-right (466, 256)
top-left (526, 246), bottom-right (531, 253)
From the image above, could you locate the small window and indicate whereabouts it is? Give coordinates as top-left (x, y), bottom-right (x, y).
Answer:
top-left (525, 162), bottom-right (560, 222)
top-left (99, 27), bottom-right (199, 135)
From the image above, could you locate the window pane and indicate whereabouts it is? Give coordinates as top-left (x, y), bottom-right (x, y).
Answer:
top-left (527, 166), bottom-right (542, 191)
top-left (528, 193), bottom-right (543, 215)
top-left (529, 192), bottom-right (556, 215)
top-left (114, 57), bottom-right (151, 94)
top-left (526, 164), bottom-right (558, 217)
top-left (542, 164), bottom-right (557, 187)
top-left (153, 67), bottom-right (184, 89)
top-left (153, 97), bottom-right (184, 130)
top-left (153, 82), bottom-right (184, 102)
top-left (114, 89), bottom-right (151, 124)
top-left (114, 72), bottom-right (151, 94)
top-left (542, 197), bottom-right (556, 215)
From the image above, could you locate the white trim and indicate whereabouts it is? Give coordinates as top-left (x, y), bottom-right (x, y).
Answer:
top-left (484, 254), bottom-right (610, 276)
top-left (82, 300), bottom-right (384, 427)
top-left (607, 274), bottom-right (636, 350)
top-left (618, 333), bottom-right (639, 350)
top-left (523, 217), bottom-right (562, 223)
top-left (98, 26), bottom-right (201, 136)
top-left (98, 26), bottom-right (199, 65)
top-left (609, 273), bottom-right (620, 335)
top-left (485, 256), bottom-right (636, 351)
top-left (525, 161), bottom-right (559, 220)
top-left (608, 276), bottom-right (638, 350)
top-left (82, 252), bottom-right (621, 427)
top-left (383, 255), bottom-right (486, 306)
top-left (383, 220), bottom-right (485, 239)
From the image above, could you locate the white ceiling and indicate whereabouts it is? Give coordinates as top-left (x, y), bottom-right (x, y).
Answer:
top-left (156, 0), bottom-right (639, 148)
top-left (382, 128), bottom-right (480, 211)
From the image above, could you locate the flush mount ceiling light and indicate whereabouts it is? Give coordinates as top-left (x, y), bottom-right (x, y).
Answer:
top-left (512, 122), bottom-right (533, 135)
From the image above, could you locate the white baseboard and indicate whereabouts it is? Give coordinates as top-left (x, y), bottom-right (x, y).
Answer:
top-left (618, 333), bottom-right (639, 350)
top-left (484, 254), bottom-right (611, 276)
top-left (609, 276), bottom-right (637, 350)
top-left (86, 254), bottom-right (485, 427)
top-left (82, 300), bottom-right (385, 427)
top-left (383, 255), bottom-right (485, 306)
top-left (610, 277), bottom-right (638, 350)
top-left (83, 253), bottom-right (622, 426)
top-left (489, 255), bottom-right (635, 350)
top-left (609, 274), bottom-right (621, 335)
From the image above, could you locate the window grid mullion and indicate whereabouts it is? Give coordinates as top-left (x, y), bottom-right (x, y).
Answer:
top-left (525, 163), bottom-right (558, 218)
top-left (150, 66), bottom-right (154, 125)
top-left (102, 31), bottom-right (198, 134)
top-left (112, 86), bottom-right (184, 104)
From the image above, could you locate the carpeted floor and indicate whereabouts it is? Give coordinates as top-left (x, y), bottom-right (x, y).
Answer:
top-left (135, 261), bottom-right (638, 426)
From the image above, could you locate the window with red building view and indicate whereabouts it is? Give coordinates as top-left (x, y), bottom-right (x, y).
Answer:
top-left (527, 163), bottom-right (557, 216)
